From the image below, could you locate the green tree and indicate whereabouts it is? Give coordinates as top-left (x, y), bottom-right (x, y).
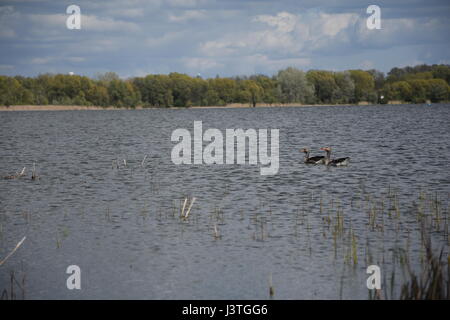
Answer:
top-left (276, 67), bottom-right (314, 104)
top-left (250, 75), bottom-right (277, 104)
top-left (427, 79), bottom-right (449, 102)
top-left (388, 81), bottom-right (413, 101)
top-left (241, 80), bottom-right (263, 107)
top-left (107, 79), bottom-right (139, 107)
top-left (209, 78), bottom-right (237, 105)
top-left (0, 76), bottom-right (23, 105)
top-left (406, 79), bottom-right (430, 103)
top-left (86, 84), bottom-right (109, 106)
top-left (306, 70), bottom-right (338, 103)
top-left (349, 70), bottom-right (376, 103)
top-left (431, 65), bottom-right (450, 84)
top-left (169, 73), bottom-right (192, 107)
top-left (333, 71), bottom-right (355, 104)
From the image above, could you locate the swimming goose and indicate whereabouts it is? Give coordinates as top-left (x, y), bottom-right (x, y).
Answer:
top-left (320, 147), bottom-right (350, 166)
top-left (301, 148), bottom-right (325, 164)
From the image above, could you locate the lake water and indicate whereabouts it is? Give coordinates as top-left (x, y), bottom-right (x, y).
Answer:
top-left (0, 104), bottom-right (449, 299)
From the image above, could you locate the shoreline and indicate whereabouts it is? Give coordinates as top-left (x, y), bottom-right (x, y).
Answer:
top-left (0, 101), bottom-right (430, 111)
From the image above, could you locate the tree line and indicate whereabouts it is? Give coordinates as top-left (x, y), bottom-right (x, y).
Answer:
top-left (1, 64), bottom-right (449, 108)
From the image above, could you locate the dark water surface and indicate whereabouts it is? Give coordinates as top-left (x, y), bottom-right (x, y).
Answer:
top-left (0, 104), bottom-right (449, 299)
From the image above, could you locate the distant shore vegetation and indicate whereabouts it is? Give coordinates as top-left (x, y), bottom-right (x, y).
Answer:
top-left (1, 64), bottom-right (449, 108)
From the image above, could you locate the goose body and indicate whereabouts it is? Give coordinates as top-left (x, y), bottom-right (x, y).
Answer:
top-left (301, 148), bottom-right (325, 164)
top-left (320, 147), bottom-right (350, 166)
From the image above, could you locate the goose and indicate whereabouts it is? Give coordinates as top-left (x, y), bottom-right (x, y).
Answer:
top-left (301, 148), bottom-right (325, 164)
top-left (320, 147), bottom-right (350, 166)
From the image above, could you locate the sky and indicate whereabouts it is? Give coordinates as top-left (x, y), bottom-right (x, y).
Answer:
top-left (0, 0), bottom-right (449, 78)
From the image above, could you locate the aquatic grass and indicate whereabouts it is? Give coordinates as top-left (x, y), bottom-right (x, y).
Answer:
top-left (351, 230), bottom-right (358, 265)
top-left (1, 270), bottom-right (26, 300)
top-left (31, 162), bottom-right (38, 180)
top-left (399, 245), bottom-right (448, 299)
top-left (141, 155), bottom-right (147, 167)
top-left (105, 206), bottom-right (112, 222)
top-left (21, 211), bottom-right (31, 224)
top-left (184, 197), bottom-right (196, 219)
top-left (55, 231), bottom-right (61, 249)
top-left (3, 167), bottom-right (26, 180)
top-left (0, 237), bottom-right (26, 267)
top-left (269, 272), bottom-right (274, 298)
top-left (213, 223), bottom-right (221, 240)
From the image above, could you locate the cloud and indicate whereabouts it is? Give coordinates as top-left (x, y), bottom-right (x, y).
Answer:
top-left (1, 1), bottom-right (450, 78)
top-left (83, 15), bottom-right (140, 32)
top-left (240, 54), bottom-right (311, 73)
top-left (200, 11), bottom-right (360, 58)
top-left (27, 13), bottom-right (140, 32)
top-left (145, 31), bottom-right (185, 47)
top-left (0, 64), bottom-right (14, 70)
top-left (355, 15), bottom-right (449, 50)
top-left (30, 56), bottom-right (86, 65)
top-left (169, 9), bottom-right (206, 22)
top-left (253, 12), bottom-right (297, 33)
top-left (360, 60), bottom-right (374, 69)
top-left (183, 57), bottom-right (222, 71)
top-left (30, 57), bottom-right (52, 65)
top-left (0, 6), bottom-right (18, 38)
top-left (108, 8), bottom-right (145, 18)
top-left (166, 0), bottom-right (208, 8)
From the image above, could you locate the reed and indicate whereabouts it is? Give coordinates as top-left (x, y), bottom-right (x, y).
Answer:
top-left (105, 206), bottom-right (112, 222)
top-left (213, 223), bottom-right (221, 240)
top-left (141, 155), bottom-right (147, 167)
top-left (0, 236), bottom-right (26, 266)
top-left (1, 270), bottom-right (26, 300)
top-left (3, 167), bottom-right (26, 180)
top-left (399, 245), bottom-right (448, 299)
top-left (269, 272), bottom-right (274, 298)
top-left (184, 197), bottom-right (196, 219)
top-left (31, 162), bottom-right (38, 180)
top-left (181, 198), bottom-right (188, 218)
top-left (351, 231), bottom-right (358, 265)
top-left (56, 231), bottom-right (61, 249)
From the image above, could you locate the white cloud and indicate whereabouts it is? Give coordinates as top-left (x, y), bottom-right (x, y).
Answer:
top-left (27, 13), bottom-right (140, 32)
top-left (169, 10), bottom-right (206, 22)
top-left (30, 57), bottom-right (53, 65)
top-left (82, 15), bottom-right (141, 32)
top-left (243, 54), bottom-right (311, 71)
top-left (356, 16), bottom-right (449, 49)
top-left (27, 13), bottom-right (65, 27)
top-left (145, 31), bottom-right (184, 47)
top-left (0, 64), bottom-right (14, 70)
top-left (253, 12), bottom-right (296, 33)
top-left (200, 11), bottom-right (360, 58)
top-left (1, 1), bottom-right (450, 77)
top-left (30, 56), bottom-right (86, 65)
top-left (319, 13), bottom-right (358, 37)
top-left (0, 6), bottom-right (18, 38)
top-left (0, 28), bottom-right (15, 38)
top-left (109, 8), bottom-right (145, 18)
top-left (360, 60), bottom-right (374, 69)
top-left (66, 56), bottom-right (86, 62)
top-left (183, 57), bottom-right (222, 71)
top-left (166, 0), bottom-right (208, 8)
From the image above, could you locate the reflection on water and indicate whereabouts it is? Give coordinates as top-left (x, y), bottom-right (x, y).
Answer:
top-left (0, 104), bottom-right (449, 299)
